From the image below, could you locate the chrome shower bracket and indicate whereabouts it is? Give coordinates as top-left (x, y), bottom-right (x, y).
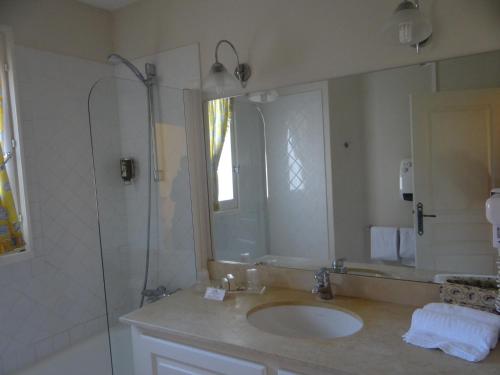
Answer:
top-left (145, 63), bottom-right (156, 86)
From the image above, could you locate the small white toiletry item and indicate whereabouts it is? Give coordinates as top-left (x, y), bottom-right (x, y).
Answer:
top-left (403, 308), bottom-right (499, 362)
top-left (370, 226), bottom-right (398, 261)
top-left (240, 252), bottom-right (251, 263)
top-left (225, 273), bottom-right (235, 291)
top-left (220, 277), bottom-right (229, 291)
top-left (246, 268), bottom-right (260, 292)
top-left (399, 227), bottom-right (416, 263)
top-left (204, 287), bottom-right (226, 301)
top-left (399, 159), bottom-right (413, 201)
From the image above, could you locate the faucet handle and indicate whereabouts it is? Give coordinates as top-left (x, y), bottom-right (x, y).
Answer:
top-left (314, 267), bottom-right (330, 284)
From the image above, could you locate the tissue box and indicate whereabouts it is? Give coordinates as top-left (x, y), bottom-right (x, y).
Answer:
top-left (440, 277), bottom-right (498, 313)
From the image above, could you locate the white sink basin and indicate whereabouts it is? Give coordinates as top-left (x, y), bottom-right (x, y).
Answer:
top-left (247, 303), bottom-right (363, 339)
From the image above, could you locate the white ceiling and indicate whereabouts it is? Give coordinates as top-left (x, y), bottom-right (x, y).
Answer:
top-left (78, 0), bottom-right (138, 10)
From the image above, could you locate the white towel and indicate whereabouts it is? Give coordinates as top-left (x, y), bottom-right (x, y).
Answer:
top-left (370, 226), bottom-right (398, 261)
top-left (424, 303), bottom-right (500, 333)
top-left (403, 309), bottom-right (499, 362)
top-left (399, 227), bottom-right (416, 261)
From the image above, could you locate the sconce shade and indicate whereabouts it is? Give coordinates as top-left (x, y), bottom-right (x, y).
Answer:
top-left (204, 62), bottom-right (239, 96)
top-left (383, 0), bottom-right (432, 47)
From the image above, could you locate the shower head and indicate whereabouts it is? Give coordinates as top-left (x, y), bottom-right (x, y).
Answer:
top-left (247, 90), bottom-right (279, 103)
top-left (107, 53), bottom-right (148, 84)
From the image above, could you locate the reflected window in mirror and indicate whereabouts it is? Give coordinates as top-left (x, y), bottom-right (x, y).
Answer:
top-left (208, 98), bottom-right (238, 211)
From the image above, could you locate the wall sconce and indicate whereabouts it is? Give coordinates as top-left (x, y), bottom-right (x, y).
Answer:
top-left (383, 0), bottom-right (432, 53)
top-left (204, 40), bottom-right (251, 95)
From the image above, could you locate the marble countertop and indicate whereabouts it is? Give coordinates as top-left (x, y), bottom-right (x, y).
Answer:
top-left (120, 287), bottom-right (500, 375)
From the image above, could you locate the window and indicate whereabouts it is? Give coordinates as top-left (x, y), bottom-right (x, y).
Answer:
top-left (216, 122), bottom-right (235, 202)
top-left (207, 98), bottom-right (238, 211)
top-left (0, 28), bottom-right (30, 263)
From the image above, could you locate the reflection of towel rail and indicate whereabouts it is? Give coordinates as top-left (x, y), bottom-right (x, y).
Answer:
top-left (0, 139), bottom-right (16, 169)
top-left (0, 151), bottom-right (14, 169)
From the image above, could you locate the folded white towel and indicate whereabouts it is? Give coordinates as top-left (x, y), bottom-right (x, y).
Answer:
top-left (424, 303), bottom-right (500, 333)
top-left (370, 226), bottom-right (398, 261)
top-left (403, 309), bottom-right (499, 362)
top-left (399, 227), bottom-right (415, 261)
top-left (403, 330), bottom-right (490, 362)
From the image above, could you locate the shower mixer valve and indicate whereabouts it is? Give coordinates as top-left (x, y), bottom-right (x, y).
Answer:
top-left (141, 286), bottom-right (168, 303)
top-left (120, 158), bottom-right (135, 184)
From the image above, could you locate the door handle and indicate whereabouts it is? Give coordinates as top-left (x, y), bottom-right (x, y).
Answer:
top-left (416, 202), bottom-right (436, 236)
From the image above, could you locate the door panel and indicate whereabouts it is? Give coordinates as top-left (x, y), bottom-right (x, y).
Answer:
top-left (429, 108), bottom-right (491, 210)
top-left (411, 89), bottom-right (500, 273)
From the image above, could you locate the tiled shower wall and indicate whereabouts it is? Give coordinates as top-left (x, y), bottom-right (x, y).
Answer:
top-left (0, 46), bottom-right (111, 374)
top-left (0, 43), bottom-right (201, 374)
top-left (100, 45), bottom-right (200, 322)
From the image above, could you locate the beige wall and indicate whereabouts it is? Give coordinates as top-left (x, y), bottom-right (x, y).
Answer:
top-left (0, 0), bottom-right (113, 62)
top-left (329, 66), bottom-right (433, 263)
top-left (330, 51), bottom-right (500, 263)
top-left (113, 0), bottom-right (500, 93)
top-left (328, 75), bottom-right (367, 262)
top-left (437, 50), bottom-right (500, 91)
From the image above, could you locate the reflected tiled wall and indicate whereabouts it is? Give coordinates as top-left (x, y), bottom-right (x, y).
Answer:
top-left (0, 47), bottom-right (111, 374)
top-left (213, 100), bottom-right (268, 261)
top-left (263, 90), bottom-right (329, 261)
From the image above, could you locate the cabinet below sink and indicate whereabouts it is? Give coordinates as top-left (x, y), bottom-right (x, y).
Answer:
top-left (131, 327), bottom-right (302, 375)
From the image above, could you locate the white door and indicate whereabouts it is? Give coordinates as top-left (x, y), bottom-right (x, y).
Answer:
top-left (411, 89), bottom-right (500, 273)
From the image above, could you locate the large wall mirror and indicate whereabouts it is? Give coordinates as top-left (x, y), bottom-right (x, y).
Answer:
top-left (204, 50), bottom-right (500, 283)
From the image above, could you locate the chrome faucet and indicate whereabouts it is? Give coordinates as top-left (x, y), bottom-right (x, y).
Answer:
top-left (331, 258), bottom-right (347, 273)
top-left (312, 268), bottom-right (334, 300)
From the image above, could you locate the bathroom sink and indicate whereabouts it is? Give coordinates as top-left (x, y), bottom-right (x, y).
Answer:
top-left (247, 303), bottom-right (363, 339)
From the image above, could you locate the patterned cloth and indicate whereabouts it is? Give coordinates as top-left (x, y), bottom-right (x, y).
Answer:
top-left (0, 96), bottom-right (24, 254)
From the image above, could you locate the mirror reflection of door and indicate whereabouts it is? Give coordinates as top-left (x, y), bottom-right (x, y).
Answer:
top-left (411, 89), bottom-right (500, 273)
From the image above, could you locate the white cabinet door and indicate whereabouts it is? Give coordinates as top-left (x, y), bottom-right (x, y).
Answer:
top-left (155, 355), bottom-right (221, 375)
top-left (132, 327), bottom-right (267, 375)
top-left (277, 370), bottom-right (301, 375)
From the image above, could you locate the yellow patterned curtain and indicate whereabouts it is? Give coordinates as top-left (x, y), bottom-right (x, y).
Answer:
top-left (0, 95), bottom-right (24, 254)
top-left (208, 98), bottom-right (233, 211)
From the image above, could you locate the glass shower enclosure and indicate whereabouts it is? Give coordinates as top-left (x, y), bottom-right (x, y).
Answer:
top-left (88, 75), bottom-right (197, 374)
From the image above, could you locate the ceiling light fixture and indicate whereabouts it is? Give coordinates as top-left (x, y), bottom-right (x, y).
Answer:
top-left (384, 0), bottom-right (433, 53)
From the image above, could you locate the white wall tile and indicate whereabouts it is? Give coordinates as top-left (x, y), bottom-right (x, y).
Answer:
top-left (0, 46), bottom-right (111, 373)
top-left (1, 44), bottom-right (200, 374)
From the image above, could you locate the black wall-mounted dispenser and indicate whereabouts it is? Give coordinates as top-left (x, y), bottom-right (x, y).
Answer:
top-left (120, 158), bottom-right (135, 184)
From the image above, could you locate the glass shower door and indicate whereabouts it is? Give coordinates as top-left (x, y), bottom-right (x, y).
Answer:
top-left (88, 76), bottom-right (197, 375)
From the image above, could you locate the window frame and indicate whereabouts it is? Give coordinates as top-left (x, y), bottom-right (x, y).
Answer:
top-left (0, 26), bottom-right (32, 265)
top-left (203, 98), bottom-right (240, 216)
top-left (216, 113), bottom-right (239, 212)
